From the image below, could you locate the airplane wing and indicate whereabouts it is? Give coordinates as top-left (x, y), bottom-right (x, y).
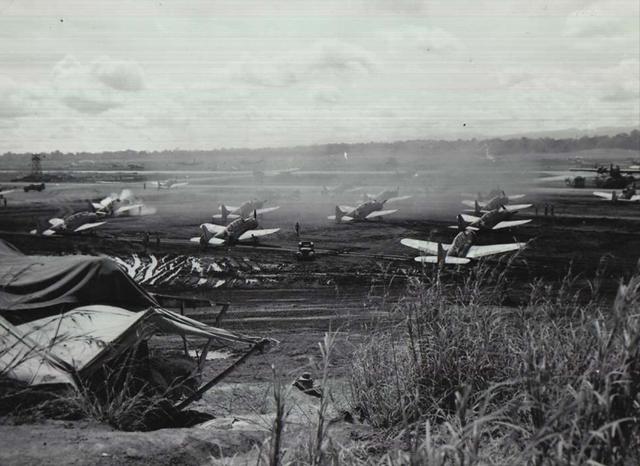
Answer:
top-left (48, 218), bottom-right (65, 227)
top-left (170, 182), bottom-right (188, 188)
top-left (114, 204), bottom-right (144, 215)
top-left (503, 203), bottom-right (532, 212)
top-left (386, 195), bottom-right (412, 203)
top-left (189, 237), bottom-right (226, 246)
top-left (593, 191), bottom-right (613, 200)
top-left (460, 214), bottom-right (481, 223)
top-left (202, 223), bottom-right (227, 234)
top-left (492, 219), bottom-right (532, 230)
top-left (327, 215), bottom-right (354, 222)
top-left (91, 202), bottom-right (105, 211)
top-left (415, 255), bottom-right (470, 265)
top-left (466, 242), bottom-right (525, 259)
top-left (570, 168), bottom-right (600, 172)
top-left (255, 206), bottom-right (280, 215)
top-left (365, 209), bottom-right (398, 219)
top-left (400, 238), bottom-right (449, 254)
top-left (339, 205), bottom-right (355, 212)
top-left (222, 205), bottom-right (239, 212)
top-left (238, 228), bottom-right (280, 241)
top-left (42, 229), bottom-right (57, 236)
top-left (0, 189), bottom-right (15, 196)
top-left (73, 221), bottom-right (107, 233)
top-left (508, 194), bottom-right (525, 200)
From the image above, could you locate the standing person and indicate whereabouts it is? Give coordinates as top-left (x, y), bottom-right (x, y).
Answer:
top-left (142, 231), bottom-right (150, 253)
top-left (295, 221), bottom-right (300, 238)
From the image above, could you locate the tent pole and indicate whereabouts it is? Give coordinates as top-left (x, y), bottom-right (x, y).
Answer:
top-left (180, 300), bottom-right (189, 356)
top-left (174, 340), bottom-right (267, 411)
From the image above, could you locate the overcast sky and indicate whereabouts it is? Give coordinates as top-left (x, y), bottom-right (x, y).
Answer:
top-left (1, 0), bottom-right (638, 152)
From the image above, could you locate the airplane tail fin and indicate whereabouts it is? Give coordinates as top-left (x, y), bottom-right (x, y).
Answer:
top-left (474, 200), bottom-right (481, 215)
top-left (334, 205), bottom-right (344, 224)
top-left (457, 214), bottom-right (467, 232)
top-left (200, 223), bottom-right (212, 245)
top-left (220, 204), bottom-right (230, 221)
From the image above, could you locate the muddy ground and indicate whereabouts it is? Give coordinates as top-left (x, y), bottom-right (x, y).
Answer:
top-left (1, 148), bottom-right (640, 464)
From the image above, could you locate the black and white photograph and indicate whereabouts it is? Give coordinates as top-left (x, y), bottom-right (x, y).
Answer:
top-left (0, 1), bottom-right (638, 464)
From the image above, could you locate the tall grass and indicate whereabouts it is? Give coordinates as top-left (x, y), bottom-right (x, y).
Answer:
top-left (348, 260), bottom-right (640, 464)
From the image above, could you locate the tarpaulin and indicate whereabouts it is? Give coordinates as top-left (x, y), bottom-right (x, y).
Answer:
top-left (0, 305), bottom-right (261, 388)
top-left (0, 240), bottom-right (158, 323)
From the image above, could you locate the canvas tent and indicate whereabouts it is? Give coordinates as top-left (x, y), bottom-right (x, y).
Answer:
top-left (0, 240), bottom-right (269, 407)
top-left (0, 305), bottom-right (260, 389)
top-left (0, 241), bottom-right (158, 323)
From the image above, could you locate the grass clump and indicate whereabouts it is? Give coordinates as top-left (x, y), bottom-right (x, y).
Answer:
top-left (348, 262), bottom-right (640, 464)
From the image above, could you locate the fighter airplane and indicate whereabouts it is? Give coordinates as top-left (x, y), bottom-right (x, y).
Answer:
top-left (91, 189), bottom-right (145, 217)
top-left (593, 185), bottom-right (640, 203)
top-left (462, 191), bottom-right (531, 213)
top-left (30, 212), bottom-right (106, 236)
top-left (401, 229), bottom-right (525, 265)
top-left (152, 179), bottom-right (188, 189)
top-left (452, 207), bottom-right (532, 231)
top-left (213, 199), bottom-right (280, 222)
top-left (328, 199), bottom-right (400, 223)
top-left (570, 164), bottom-right (639, 189)
top-left (190, 213), bottom-right (280, 247)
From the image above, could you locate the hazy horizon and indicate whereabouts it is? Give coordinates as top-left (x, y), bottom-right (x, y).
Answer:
top-left (1, 0), bottom-right (638, 153)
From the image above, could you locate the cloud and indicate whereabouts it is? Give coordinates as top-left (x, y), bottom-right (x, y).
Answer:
top-left (232, 40), bottom-right (376, 88)
top-left (0, 77), bottom-right (39, 119)
top-left (564, 1), bottom-right (639, 41)
top-left (599, 59), bottom-right (640, 102)
top-left (385, 26), bottom-right (464, 54)
top-left (92, 57), bottom-right (145, 92)
top-left (52, 55), bottom-right (137, 114)
top-left (311, 40), bottom-right (375, 75)
top-left (62, 94), bottom-right (121, 114)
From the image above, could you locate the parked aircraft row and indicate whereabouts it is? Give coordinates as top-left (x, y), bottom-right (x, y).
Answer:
top-left (402, 190), bottom-right (531, 265)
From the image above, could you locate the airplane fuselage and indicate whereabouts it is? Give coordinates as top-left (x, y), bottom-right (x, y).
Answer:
top-left (448, 230), bottom-right (476, 258)
top-left (483, 195), bottom-right (510, 211)
top-left (473, 209), bottom-right (511, 230)
top-left (234, 200), bottom-right (266, 217)
top-left (57, 212), bottom-right (101, 233)
top-left (349, 200), bottom-right (385, 219)
top-left (373, 189), bottom-right (399, 201)
top-left (213, 217), bottom-right (259, 243)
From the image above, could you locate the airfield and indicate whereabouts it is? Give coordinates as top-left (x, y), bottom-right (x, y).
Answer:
top-left (2, 147), bottom-right (640, 384)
